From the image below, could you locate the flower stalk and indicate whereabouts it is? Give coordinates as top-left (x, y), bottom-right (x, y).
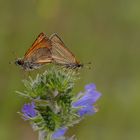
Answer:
top-left (38, 131), bottom-right (45, 140)
top-left (46, 132), bottom-right (52, 140)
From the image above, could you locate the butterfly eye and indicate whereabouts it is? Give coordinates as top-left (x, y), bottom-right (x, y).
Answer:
top-left (76, 63), bottom-right (82, 67)
top-left (15, 59), bottom-right (23, 65)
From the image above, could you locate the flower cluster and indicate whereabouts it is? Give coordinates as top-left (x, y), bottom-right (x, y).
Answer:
top-left (18, 68), bottom-right (101, 140)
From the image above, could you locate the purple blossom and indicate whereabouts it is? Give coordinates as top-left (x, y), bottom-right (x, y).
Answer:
top-left (52, 127), bottom-right (68, 139)
top-left (22, 102), bottom-right (37, 120)
top-left (72, 83), bottom-right (101, 116)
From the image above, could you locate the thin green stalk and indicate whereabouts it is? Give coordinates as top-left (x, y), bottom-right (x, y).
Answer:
top-left (39, 131), bottom-right (47, 140)
top-left (46, 132), bottom-right (52, 140)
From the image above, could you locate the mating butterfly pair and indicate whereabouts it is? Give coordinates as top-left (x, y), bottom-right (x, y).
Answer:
top-left (15, 33), bottom-right (83, 71)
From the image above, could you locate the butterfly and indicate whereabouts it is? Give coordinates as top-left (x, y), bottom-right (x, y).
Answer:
top-left (15, 32), bottom-right (53, 71)
top-left (49, 33), bottom-right (83, 69)
top-left (15, 32), bottom-right (83, 71)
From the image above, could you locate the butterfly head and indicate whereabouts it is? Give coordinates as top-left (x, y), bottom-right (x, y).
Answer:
top-left (75, 60), bottom-right (84, 68)
top-left (15, 58), bottom-right (24, 66)
top-left (77, 63), bottom-right (83, 68)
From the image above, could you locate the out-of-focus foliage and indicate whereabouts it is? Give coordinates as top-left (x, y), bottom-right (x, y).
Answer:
top-left (0, 0), bottom-right (140, 140)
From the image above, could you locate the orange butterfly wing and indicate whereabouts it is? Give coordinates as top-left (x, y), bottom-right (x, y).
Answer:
top-left (24, 32), bottom-right (50, 58)
top-left (24, 32), bottom-right (52, 64)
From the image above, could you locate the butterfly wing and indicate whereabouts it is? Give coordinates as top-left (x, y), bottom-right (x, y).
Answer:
top-left (49, 33), bottom-right (78, 65)
top-left (24, 32), bottom-right (52, 64)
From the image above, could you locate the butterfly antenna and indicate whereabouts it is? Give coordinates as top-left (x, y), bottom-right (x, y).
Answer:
top-left (9, 51), bottom-right (17, 64)
top-left (10, 50), bottom-right (17, 59)
top-left (84, 62), bottom-right (92, 69)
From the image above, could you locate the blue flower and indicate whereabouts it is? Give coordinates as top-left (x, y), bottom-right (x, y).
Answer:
top-left (52, 127), bottom-right (68, 139)
top-left (22, 102), bottom-right (37, 120)
top-left (72, 83), bottom-right (101, 116)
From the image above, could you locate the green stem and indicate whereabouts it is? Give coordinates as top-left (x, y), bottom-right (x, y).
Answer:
top-left (39, 131), bottom-right (45, 140)
top-left (38, 131), bottom-right (52, 140)
top-left (46, 132), bottom-right (52, 140)
top-left (39, 131), bottom-right (51, 140)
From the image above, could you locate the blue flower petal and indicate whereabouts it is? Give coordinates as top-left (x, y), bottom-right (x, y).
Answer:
top-left (52, 127), bottom-right (68, 139)
top-left (85, 83), bottom-right (96, 91)
top-left (72, 94), bottom-right (94, 106)
top-left (72, 83), bottom-right (101, 117)
top-left (22, 102), bottom-right (37, 119)
top-left (87, 90), bottom-right (101, 103)
top-left (78, 105), bottom-right (96, 116)
top-left (73, 90), bottom-right (101, 107)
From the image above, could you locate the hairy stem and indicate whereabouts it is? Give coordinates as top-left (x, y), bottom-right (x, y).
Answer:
top-left (46, 132), bottom-right (52, 140)
top-left (38, 131), bottom-right (45, 140)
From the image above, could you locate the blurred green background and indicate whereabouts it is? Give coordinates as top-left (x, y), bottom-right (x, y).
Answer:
top-left (0, 0), bottom-right (140, 140)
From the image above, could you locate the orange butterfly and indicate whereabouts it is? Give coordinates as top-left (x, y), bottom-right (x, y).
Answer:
top-left (49, 33), bottom-right (83, 69)
top-left (15, 32), bottom-right (52, 71)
